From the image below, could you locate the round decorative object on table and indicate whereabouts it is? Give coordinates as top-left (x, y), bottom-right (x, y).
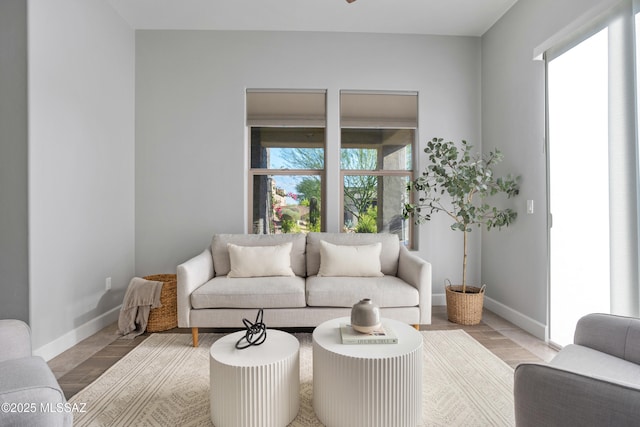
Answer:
top-left (144, 274), bottom-right (177, 332)
top-left (313, 317), bottom-right (423, 427)
top-left (235, 308), bottom-right (267, 349)
top-left (210, 329), bottom-right (300, 427)
top-left (350, 298), bottom-right (381, 333)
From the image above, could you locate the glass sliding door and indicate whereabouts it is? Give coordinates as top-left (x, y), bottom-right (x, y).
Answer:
top-left (547, 28), bottom-right (610, 347)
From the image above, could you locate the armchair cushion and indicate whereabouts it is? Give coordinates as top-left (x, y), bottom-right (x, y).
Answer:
top-left (550, 344), bottom-right (640, 387)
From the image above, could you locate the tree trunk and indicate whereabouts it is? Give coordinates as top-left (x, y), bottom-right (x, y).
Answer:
top-left (462, 229), bottom-right (468, 293)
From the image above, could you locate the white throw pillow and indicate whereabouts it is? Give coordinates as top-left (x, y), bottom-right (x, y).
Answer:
top-left (227, 242), bottom-right (295, 278)
top-left (317, 240), bottom-right (383, 277)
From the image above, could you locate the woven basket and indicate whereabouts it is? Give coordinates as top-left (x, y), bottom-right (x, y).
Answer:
top-left (145, 274), bottom-right (178, 332)
top-left (445, 283), bottom-right (486, 325)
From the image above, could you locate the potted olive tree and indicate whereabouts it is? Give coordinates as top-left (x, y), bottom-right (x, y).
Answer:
top-left (404, 138), bottom-right (519, 325)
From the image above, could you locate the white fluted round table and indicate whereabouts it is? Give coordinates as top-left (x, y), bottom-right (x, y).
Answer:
top-left (312, 317), bottom-right (423, 427)
top-left (209, 329), bottom-right (300, 427)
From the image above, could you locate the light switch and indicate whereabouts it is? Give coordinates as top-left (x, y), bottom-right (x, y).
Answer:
top-left (526, 200), bottom-right (534, 214)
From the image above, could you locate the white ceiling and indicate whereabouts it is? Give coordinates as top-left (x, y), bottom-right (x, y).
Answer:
top-left (106, 0), bottom-right (518, 37)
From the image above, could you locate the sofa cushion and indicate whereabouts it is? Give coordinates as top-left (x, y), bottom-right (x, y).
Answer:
top-left (318, 241), bottom-right (383, 277)
top-left (306, 232), bottom-right (400, 276)
top-left (306, 275), bottom-right (419, 308)
top-left (191, 276), bottom-right (306, 309)
top-left (211, 233), bottom-right (306, 277)
top-left (550, 344), bottom-right (640, 388)
top-left (227, 242), bottom-right (295, 278)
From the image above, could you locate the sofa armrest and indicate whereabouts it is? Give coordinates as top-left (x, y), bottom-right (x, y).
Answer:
top-left (176, 249), bottom-right (214, 327)
top-left (397, 246), bottom-right (432, 324)
top-left (514, 362), bottom-right (640, 427)
top-left (574, 313), bottom-right (640, 364)
top-left (0, 319), bottom-right (32, 362)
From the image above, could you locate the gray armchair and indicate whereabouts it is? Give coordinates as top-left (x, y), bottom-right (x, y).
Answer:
top-left (0, 319), bottom-right (72, 427)
top-left (514, 313), bottom-right (640, 427)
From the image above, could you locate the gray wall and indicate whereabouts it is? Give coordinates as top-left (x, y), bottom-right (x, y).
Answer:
top-left (135, 30), bottom-right (482, 297)
top-left (18, 0), bottom-right (611, 352)
top-left (28, 0), bottom-right (135, 352)
top-left (481, 0), bottom-right (617, 334)
top-left (0, 0), bottom-right (29, 322)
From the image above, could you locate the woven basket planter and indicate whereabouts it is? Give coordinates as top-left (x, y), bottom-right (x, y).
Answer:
top-left (144, 274), bottom-right (178, 332)
top-left (445, 284), bottom-right (486, 325)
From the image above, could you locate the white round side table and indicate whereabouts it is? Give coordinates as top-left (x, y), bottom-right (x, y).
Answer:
top-left (312, 317), bottom-right (423, 427)
top-left (209, 329), bottom-right (300, 427)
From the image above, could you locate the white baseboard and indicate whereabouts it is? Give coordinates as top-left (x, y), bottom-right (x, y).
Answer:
top-left (34, 305), bottom-right (121, 361)
top-left (484, 296), bottom-right (547, 340)
top-left (432, 293), bottom-right (446, 306)
top-left (432, 293), bottom-right (547, 340)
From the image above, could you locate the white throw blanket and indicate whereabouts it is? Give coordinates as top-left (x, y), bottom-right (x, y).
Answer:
top-left (117, 277), bottom-right (163, 338)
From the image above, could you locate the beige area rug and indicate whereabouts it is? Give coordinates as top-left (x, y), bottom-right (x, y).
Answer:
top-left (69, 330), bottom-right (515, 426)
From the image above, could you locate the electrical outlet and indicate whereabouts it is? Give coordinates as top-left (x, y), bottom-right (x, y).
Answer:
top-left (105, 277), bottom-right (112, 291)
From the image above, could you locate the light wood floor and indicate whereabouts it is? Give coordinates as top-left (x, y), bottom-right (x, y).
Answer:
top-left (48, 306), bottom-right (558, 400)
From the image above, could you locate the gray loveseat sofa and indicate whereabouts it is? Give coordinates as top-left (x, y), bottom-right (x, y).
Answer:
top-left (514, 313), bottom-right (640, 427)
top-left (178, 232), bottom-right (431, 346)
top-left (0, 319), bottom-right (72, 427)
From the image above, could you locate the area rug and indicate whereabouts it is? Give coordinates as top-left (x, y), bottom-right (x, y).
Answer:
top-left (69, 330), bottom-right (515, 426)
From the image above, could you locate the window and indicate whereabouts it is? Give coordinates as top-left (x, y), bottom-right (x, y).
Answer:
top-left (247, 90), bottom-right (326, 234)
top-left (341, 129), bottom-right (413, 238)
top-left (246, 89), bottom-right (417, 244)
top-left (340, 91), bottom-right (417, 245)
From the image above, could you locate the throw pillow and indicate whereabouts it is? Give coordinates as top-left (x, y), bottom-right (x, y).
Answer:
top-left (227, 242), bottom-right (295, 278)
top-left (317, 240), bottom-right (383, 277)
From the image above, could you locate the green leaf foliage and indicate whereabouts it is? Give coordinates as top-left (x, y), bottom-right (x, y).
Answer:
top-left (404, 138), bottom-right (519, 230)
top-left (403, 138), bottom-right (520, 287)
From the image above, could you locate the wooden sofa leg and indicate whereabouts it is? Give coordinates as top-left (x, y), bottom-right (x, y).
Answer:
top-left (192, 327), bottom-right (199, 347)
top-left (413, 324), bottom-right (420, 331)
